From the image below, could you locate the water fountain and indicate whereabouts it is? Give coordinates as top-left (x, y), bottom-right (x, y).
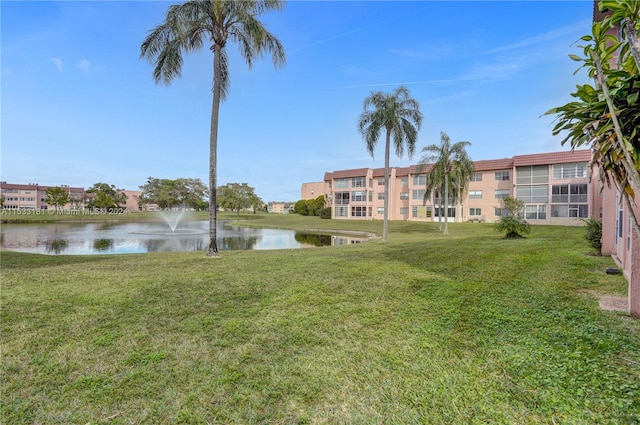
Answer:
top-left (152, 209), bottom-right (207, 236)
top-left (159, 209), bottom-right (185, 233)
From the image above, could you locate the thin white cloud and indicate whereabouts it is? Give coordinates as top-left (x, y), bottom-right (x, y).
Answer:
top-left (51, 57), bottom-right (63, 72)
top-left (76, 59), bottom-right (91, 75)
top-left (339, 77), bottom-right (484, 89)
top-left (484, 20), bottom-right (590, 55)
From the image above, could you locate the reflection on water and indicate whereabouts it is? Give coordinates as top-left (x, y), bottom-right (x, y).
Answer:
top-left (0, 221), bottom-right (366, 255)
top-left (45, 238), bottom-right (68, 254)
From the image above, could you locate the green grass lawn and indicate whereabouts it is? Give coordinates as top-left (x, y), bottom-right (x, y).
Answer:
top-left (2, 216), bottom-right (639, 424)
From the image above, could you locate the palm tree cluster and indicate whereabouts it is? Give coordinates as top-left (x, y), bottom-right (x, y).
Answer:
top-left (358, 87), bottom-right (474, 239)
top-left (142, 1), bottom-right (475, 252)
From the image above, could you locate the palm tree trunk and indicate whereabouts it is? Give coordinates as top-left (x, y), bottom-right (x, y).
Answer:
top-left (443, 173), bottom-right (449, 235)
top-left (207, 46), bottom-right (222, 257)
top-left (437, 191), bottom-right (442, 230)
top-left (383, 130), bottom-right (390, 242)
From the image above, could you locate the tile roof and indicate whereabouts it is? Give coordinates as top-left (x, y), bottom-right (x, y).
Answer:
top-left (513, 149), bottom-right (591, 166)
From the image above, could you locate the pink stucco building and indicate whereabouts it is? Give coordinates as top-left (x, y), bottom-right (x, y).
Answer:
top-left (593, 1), bottom-right (640, 317)
top-left (306, 149), bottom-right (596, 226)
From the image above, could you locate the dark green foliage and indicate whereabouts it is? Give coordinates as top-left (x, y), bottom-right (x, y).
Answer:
top-left (495, 197), bottom-right (530, 238)
top-left (86, 183), bottom-right (127, 209)
top-left (294, 233), bottom-right (332, 246)
top-left (495, 216), bottom-right (531, 239)
top-left (294, 196), bottom-right (325, 216)
top-left (320, 207), bottom-right (332, 219)
top-left (583, 217), bottom-right (603, 255)
top-left (294, 199), bottom-right (308, 215)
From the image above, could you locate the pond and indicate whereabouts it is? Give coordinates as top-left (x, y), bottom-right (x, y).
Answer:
top-left (0, 220), bottom-right (365, 255)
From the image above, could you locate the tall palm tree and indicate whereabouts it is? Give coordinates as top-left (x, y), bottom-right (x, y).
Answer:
top-left (419, 132), bottom-right (473, 235)
top-left (140, 0), bottom-right (286, 256)
top-left (358, 86), bottom-right (423, 242)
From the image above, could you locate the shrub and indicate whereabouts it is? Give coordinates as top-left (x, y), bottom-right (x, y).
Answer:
top-left (582, 217), bottom-right (602, 255)
top-left (494, 215), bottom-right (531, 239)
top-left (320, 207), bottom-right (332, 219)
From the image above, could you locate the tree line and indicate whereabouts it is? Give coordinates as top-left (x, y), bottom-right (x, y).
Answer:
top-left (37, 178), bottom-right (265, 214)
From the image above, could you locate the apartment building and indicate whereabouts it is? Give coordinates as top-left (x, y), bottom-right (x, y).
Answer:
top-left (268, 201), bottom-right (295, 214)
top-left (0, 182), bottom-right (85, 210)
top-left (1, 182), bottom-right (142, 212)
top-left (306, 149), bottom-right (596, 226)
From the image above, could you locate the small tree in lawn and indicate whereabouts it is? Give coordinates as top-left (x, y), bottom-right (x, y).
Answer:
top-left (495, 197), bottom-right (530, 239)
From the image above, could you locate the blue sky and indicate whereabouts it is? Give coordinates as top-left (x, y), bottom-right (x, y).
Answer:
top-left (2, 0), bottom-right (593, 202)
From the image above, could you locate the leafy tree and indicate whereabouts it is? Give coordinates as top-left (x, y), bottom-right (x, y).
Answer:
top-left (419, 132), bottom-right (473, 235)
top-left (217, 183), bottom-right (262, 215)
top-left (293, 196), bottom-right (325, 216)
top-left (494, 197), bottom-right (530, 239)
top-left (545, 0), bottom-right (639, 316)
top-left (141, 0), bottom-right (286, 257)
top-left (45, 187), bottom-right (70, 213)
top-left (139, 177), bottom-right (208, 210)
top-left (86, 183), bottom-right (127, 210)
top-left (545, 0), bottom-right (640, 228)
top-left (294, 199), bottom-right (309, 215)
top-left (358, 86), bottom-right (423, 242)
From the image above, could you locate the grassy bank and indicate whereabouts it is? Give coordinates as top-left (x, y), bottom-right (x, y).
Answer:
top-left (2, 217), bottom-right (639, 424)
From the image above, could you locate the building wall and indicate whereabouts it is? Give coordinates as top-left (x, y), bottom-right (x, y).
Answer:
top-left (300, 182), bottom-right (325, 201)
top-left (1, 183), bottom-right (85, 210)
top-left (1, 183), bottom-right (142, 212)
top-left (315, 150), bottom-right (595, 225)
top-left (593, 0), bottom-right (640, 316)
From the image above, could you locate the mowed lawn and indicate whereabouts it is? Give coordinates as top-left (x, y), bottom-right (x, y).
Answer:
top-left (2, 216), bottom-right (639, 424)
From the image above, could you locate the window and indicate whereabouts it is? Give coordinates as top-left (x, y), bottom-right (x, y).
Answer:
top-left (569, 184), bottom-right (587, 203)
top-left (378, 178), bottom-right (386, 186)
top-left (377, 207), bottom-right (385, 215)
top-left (412, 174), bottom-right (427, 186)
top-left (351, 206), bottom-right (367, 217)
top-left (470, 172), bottom-right (483, 182)
top-left (400, 192), bottom-right (409, 200)
top-left (469, 208), bottom-right (482, 216)
top-left (435, 206), bottom-right (456, 218)
top-left (495, 189), bottom-right (509, 199)
top-left (552, 185), bottom-right (568, 203)
top-left (400, 177), bottom-right (409, 186)
top-left (412, 189), bottom-right (426, 200)
top-left (335, 178), bottom-right (349, 189)
top-left (335, 206), bottom-right (348, 217)
top-left (378, 192), bottom-right (385, 200)
top-left (335, 192), bottom-right (349, 205)
top-left (552, 162), bottom-right (587, 179)
top-left (469, 190), bottom-right (482, 200)
top-left (525, 205), bottom-right (547, 220)
top-left (516, 186), bottom-right (548, 203)
top-left (516, 165), bottom-right (548, 184)
top-left (369, 191), bottom-right (373, 202)
top-left (369, 179), bottom-right (373, 188)
top-left (551, 204), bottom-right (588, 218)
top-left (400, 207), bottom-right (409, 216)
top-left (495, 207), bottom-right (509, 217)
top-left (412, 205), bottom-right (432, 218)
top-left (495, 171), bottom-right (510, 181)
top-left (352, 177), bottom-right (366, 188)
top-left (552, 184), bottom-right (587, 203)
top-left (351, 191), bottom-right (366, 202)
